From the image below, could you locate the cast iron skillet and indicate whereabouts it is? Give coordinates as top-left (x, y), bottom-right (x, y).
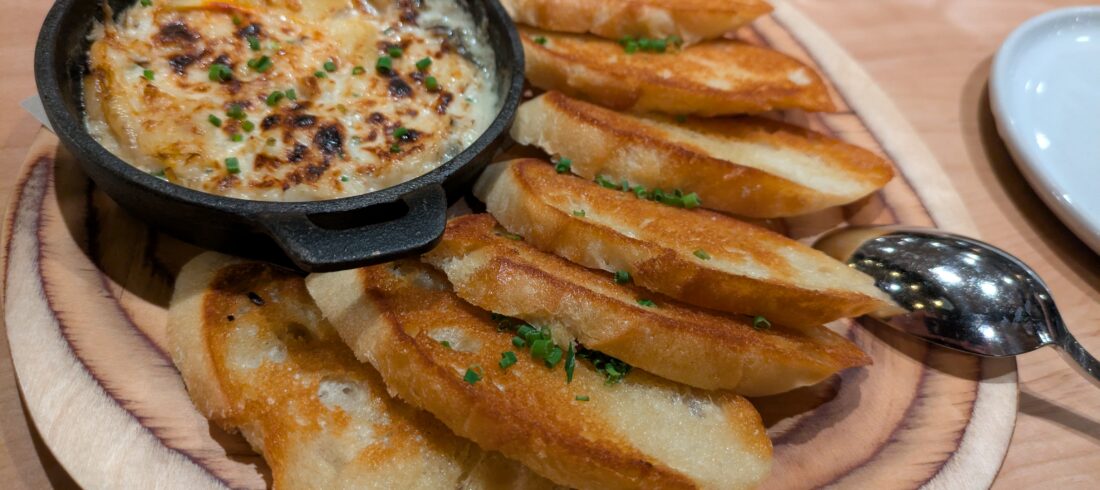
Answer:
top-left (35, 0), bottom-right (524, 272)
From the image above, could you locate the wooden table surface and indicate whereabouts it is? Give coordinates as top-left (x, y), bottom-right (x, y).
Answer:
top-left (2, 1), bottom-right (1098, 488)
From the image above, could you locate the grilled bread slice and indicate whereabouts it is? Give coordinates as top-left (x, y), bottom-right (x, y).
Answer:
top-left (511, 92), bottom-right (894, 218)
top-left (475, 159), bottom-right (900, 328)
top-left (502, 0), bottom-right (773, 45)
top-left (306, 261), bottom-right (773, 490)
top-left (520, 27), bottom-right (833, 115)
top-left (168, 253), bottom-right (557, 489)
top-left (422, 214), bottom-right (871, 395)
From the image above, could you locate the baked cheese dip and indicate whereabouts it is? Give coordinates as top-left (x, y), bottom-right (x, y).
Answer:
top-left (85, 0), bottom-right (499, 201)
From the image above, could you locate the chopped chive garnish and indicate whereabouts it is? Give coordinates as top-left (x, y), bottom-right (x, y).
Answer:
top-left (266, 91), bottom-right (285, 106)
top-left (285, 88), bottom-right (297, 100)
top-left (632, 185), bottom-right (648, 198)
top-left (387, 46), bottom-right (403, 58)
top-left (227, 104), bottom-right (246, 120)
top-left (682, 193), bottom-right (701, 209)
top-left (512, 336), bottom-right (526, 347)
top-left (247, 35), bottom-right (260, 51)
top-left (141, 69), bottom-right (155, 81)
top-left (140, 0), bottom-right (152, 6)
top-left (241, 120), bottom-right (255, 132)
top-left (613, 270), bottom-right (631, 284)
top-left (517, 324), bottom-right (538, 343)
top-left (208, 114), bottom-right (223, 127)
top-left (209, 63), bottom-right (233, 82)
top-left (245, 55), bottom-right (273, 72)
top-left (463, 367), bottom-right (481, 384)
top-left (693, 249), bottom-right (711, 260)
top-left (323, 59), bottom-right (337, 72)
top-left (577, 347), bottom-right (632, 384)
top-left (753, 316), bottom-right (771, 331)
top-left (231, 133), bottom-right (243, 142)
top-left (340, 175), bottom-right (350, 182)
top-left (376, 56), bottom-right (393, 74)
top-left (416, 57), bottom-right (432, 71)
top-left (314, 70), bottom-right (326, 78)
top-left (440, 340), bottom-right (452, 349)
top-left (575, 395), bottom-right (590, 401)
top-left (499, 351), bottom-right (518, 369)
top-left (498, 231), bottom-right (523, 241)
top-left (533, 36), bottom-right (547, 45)
top-left (425, 76), bottom-right (440, 92)
top-left (393, 127), bottom-right (409, 139)
top-left (637, 299), bottom-right (656, 308)
top-left (573, 210), bottom-right (586, 217)
top-left (554, 157), bottom-right (572, 174)
top-left (544, 346), bottom-right (564, 368)
top-left (565, 343), bottom-right (576, 382)
top-left (530, 339), bottom-right (551, 360)
top-left (595, 175), bottom-right (618, 189)
top-left (390, 143), bottom-right (402, 153)
top-left (352, 66), bottom-right (366, 75)
top-left (225, 157), bottom-right (240, 174)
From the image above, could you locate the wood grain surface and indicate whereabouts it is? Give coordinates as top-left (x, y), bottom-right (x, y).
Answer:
top-left (0, 0), bottom-right (1095, 488)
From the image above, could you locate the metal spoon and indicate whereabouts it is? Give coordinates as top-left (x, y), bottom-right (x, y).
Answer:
top-left (815, 226), bottom-right (1100, 383)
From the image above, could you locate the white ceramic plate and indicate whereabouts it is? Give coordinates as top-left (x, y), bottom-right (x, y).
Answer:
top-left (991, 7), bottom-right (1100, 254)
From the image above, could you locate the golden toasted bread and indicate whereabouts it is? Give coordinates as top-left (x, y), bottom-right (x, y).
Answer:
top-left (502, 0), bottom-right (773, 44)
top-left (168, 253), bottom-right (557, 489)
top-left (306, 261), bottom-right (773, 490)
top-left (511, 92), bottom-right (894, 218)
top-left (422, 214), bottom-right (871, 395)
top-left (520, 27), bottom-right (833, 116)
top-left (475, 159), bottom-right (900, 328)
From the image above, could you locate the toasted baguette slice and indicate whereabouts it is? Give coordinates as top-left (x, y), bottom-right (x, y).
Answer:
top-left (168, 253), bottom-right (557, 490)
top-left (307, 261), bottom-right (772, 490)
top-left (502, 0), bottom-right (772, 45)
top-left (475, 159), bottom-right (900, 328)
top-left (511, 92), bottom-right (894, 218)
top-left (422, 214), bottom-right (871, 395)
top-left (520, 27), bottom-right (833, 115)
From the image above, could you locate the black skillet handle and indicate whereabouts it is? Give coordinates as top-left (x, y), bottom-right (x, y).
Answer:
top-left (261, 185), bottom-right (447, 272)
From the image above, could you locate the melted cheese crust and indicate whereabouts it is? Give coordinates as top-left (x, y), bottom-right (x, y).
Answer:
top-left (86, 0), bottom-right (498, 201)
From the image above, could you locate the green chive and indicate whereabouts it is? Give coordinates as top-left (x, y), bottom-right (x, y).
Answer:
top-left (425, 76), bottom-right (440, 92)
top-left (512, 336), bottom-right (526, 348)
top-left (498, 231), bottom-right (522, 241)
top-left (463, 367), bottom-right (481, 384)
top-left (208, 114), bottom-right (223, 127)
top-left (140, 0), bottom-right (152, 6)
top-left (393, 127), bottom-right (409, 139)
top-left (390, 143), bottom-right (401, 153)
top-left (533, 36), bottom-right (547, 45)
top-left (209, 63), bottom-right (233, 82)
top-left (352, 66), bottom-right (366, 75)
top-left (650, 38), bottom-right (668, 53)
top-left (340, 175), bottom-right (350, 182)
top-left (544, 346), bottom-right (564, 368)
top-left (376, 56), bottom-right (393, 74)
top-left (565, 344), bottom-right (576, 382)
top-left (573, 210), bottom-right (586, 217)
top-left (753, 316), bottom-right (771, 331)
top-left (693, 249), bottom-right (711, 260)
top-left (387, 46), bottom-right (403, 58)
top-left (440, 340), bottom-right (452, 349)
top-left (231, 133), bottom-right (243, 142)
top-left (624, 40), bottom-right (639, 54)
top-left (246, 56), bottom-right (273, 72)
top-left (247, 36), bottom-right (260, 51)
top-left (227, 104), bottom-right (246, 120)
top-left (141, 69), bottom-right (155, 81)
top-left (323, 59), bottom-right (337, 72)
top-left (241, 120), bottom-right (255, 132)
top-left (637, 299), bottom-right (656, 308)
top-left (266, 91), bottom-right (285, 106)
top-left (225, 157), bottom-right (240, 174)
top-left (539, 326), bottom-right (552, 341)
top-left (314, 70), bottom-right (326, 78)
top-left (575, 395), bottom-right (590, 401)
top-left (632, 185), bottom-right (648, 198)
top-left (285, 88), bottom-right (297, 100)
top-left (499, 351), bottom-right (518, 369)
top-left (416, 57), bottom-right (432, 71)
top-left (614, 270), bottom-right (631, 284)
top-left (530, 339), bottom-right (551, 360)
top-left (618, 35), bottom-right (634, 46)
top-left (517, 325), bottom-right (538, 344)
top-left (682, 193), bottom-right (701, 209)
top-left (554, 157), bottom-right (572, 174)
top-left (595, 175), bottom-right (618, 189)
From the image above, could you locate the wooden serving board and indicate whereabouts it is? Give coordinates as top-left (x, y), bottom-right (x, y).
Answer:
top-left (3, 2), bottom-right (1016, 489)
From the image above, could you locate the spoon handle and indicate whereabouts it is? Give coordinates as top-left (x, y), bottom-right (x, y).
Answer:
top-left (1057, 332), bottom-right (1100, 386)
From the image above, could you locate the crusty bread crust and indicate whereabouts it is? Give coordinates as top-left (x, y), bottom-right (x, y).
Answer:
top-left (423, 214), bottom-right (871, 395)
top-left (168, 253), bottom-right (557, 489)
top-left (502, 0), bottom-right (773, 44)
top-left (521, 27), bottom-right (834, 116)
top-left (307, 262), bottom-right (773, 490)
top-left (512, 92), bottom-right (894, 218)
top-left (475, 159), bottom-right (900, 328)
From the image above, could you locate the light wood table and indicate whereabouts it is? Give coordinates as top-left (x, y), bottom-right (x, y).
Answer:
top-left (2, 1), bottom-right (1097, 488)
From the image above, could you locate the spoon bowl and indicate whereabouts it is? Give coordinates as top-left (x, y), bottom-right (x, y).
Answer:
top-left (816, 226), bottom-right (1100, 383)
